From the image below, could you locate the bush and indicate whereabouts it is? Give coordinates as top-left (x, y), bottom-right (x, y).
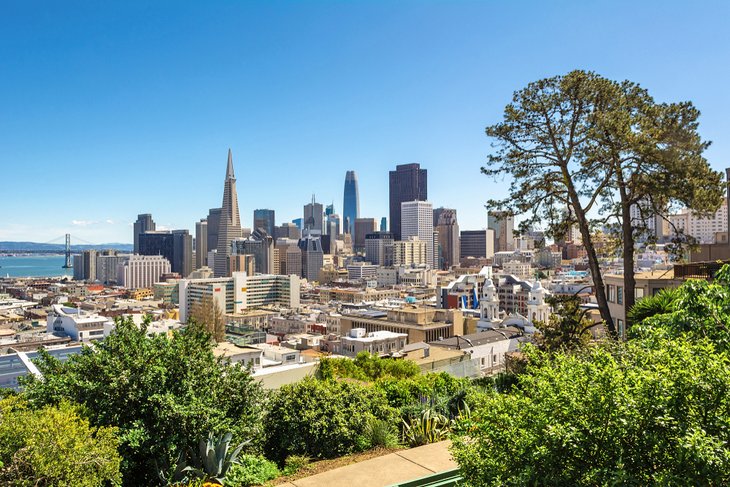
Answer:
top-left (282, 455), bottom-right (310, 476)
top-left (318, 352), bottom-right (420, 381)
top-left (264, 377), bottom-right (398, 461)
top-left (363, 418), bottom-right (400, 449)
top-left (224, 455), bottom-right (280, 487)
top-left (0, 397), bottom-right (121, 486)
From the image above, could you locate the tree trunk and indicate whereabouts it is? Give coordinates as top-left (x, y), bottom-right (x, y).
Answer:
top-left (564, 178), bottom-right (615, 335)
top-left (621, 202), bottom-right (636, 337)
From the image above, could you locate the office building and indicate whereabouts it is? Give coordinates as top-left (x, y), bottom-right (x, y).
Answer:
top-left (206, 208), bottom-right (222, 252)
top-left (214, 149), bottom-right (243, 277)
top-left (460, 229), bottom-right (495, 260)
top-left (253, 209), bottom-right (276, 237)
top-left (393, 237), bottom-right (428, 266)
top-left (133, 214), bottom-right (156, 254)
top-left (401, 200), bottom-right (434, 267)
top-left (96, 251), bottom-right (130, 285)
top-left (118, 255), bottom-right (171, 289)
top-left (326, 213), bottom-right (341, 238)
top-left (380, 217), bottom-right (387, 232)
top-left (298, 233), bottom-right (323, 281)
top-left (343, 170), bottom-right (360, 234)
top-left (389, 163), bottom-right (427, 240)
top-left (72, 250), bottom-right (97, 281)
top-left (434, 208), bottom-right (460, 270)
top-left (303, 196), bottom-right (324, 233)
top-left (488, 211), bottom-right (515, 252)
top-left (179, 272), bottom-right (300, 323)
top-left (669, 199), bottom-right (728, 244)
top-left (275, 222), bottom-right (301, 240)
top-left (138, 230), bottom-right (193, 278)
top-left (228, 254), bottom-right (256, 276)
top-left (195, 219), bottom-right (208, 270)
top-left (232, 228), bottom-right (275, 275)
top-left (365, 231), bottom-right (394, 266)
top-left (354, 218), bottom-right (378, 253)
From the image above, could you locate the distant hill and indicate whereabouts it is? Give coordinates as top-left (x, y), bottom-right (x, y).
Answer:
top-left (0, 241), bottom-right (133, 252)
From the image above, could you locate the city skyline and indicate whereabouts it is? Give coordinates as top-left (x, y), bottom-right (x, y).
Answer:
top-left (2, 1), bottom-right (729, 243)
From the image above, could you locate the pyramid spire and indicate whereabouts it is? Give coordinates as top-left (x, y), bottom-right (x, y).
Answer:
top-left (226, 148), bottom-right (235, 179)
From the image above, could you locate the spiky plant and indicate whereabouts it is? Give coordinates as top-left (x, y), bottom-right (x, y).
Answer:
top-left (402, 409), bottom-right (451, 447)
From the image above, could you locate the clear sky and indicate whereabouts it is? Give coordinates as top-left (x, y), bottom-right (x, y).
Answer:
top-left (1, 1), bottom-right (728, 244)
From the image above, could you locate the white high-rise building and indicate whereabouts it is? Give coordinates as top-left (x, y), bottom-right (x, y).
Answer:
top-left (118, 255), bottom-right (171, 289)
top-left (669, 199), bottom-right (728, 244)
top-left (401, 200), bottom-right (434, 267)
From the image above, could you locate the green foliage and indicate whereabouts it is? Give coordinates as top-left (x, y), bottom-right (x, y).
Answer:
top-left (0, 397), bottom-right (121, 486)
top-left (402, 409), bottom-right (451, 447)
top-left (223, 455), bottom-right (280, 487)
top-left (263, 377), bottom-right (398, 462)
top-left (363, 418), bottom-right (400, 449)
top-left (375, 372), bottom-right (470, 418)
top-left (535, 294), bottom-right (596, 352)
top-left (630, 269), bottom-right (730, 351)
top-left (627, 287), bottom-right (679, 323)
top-left (318, 352), bottom-right (420, 381)
top-left (451, 338), bottom-right (730, 486)
top-left (282, 455), bottom-right (310, 476)
top-left (21, 316), bottom-right (265, 486)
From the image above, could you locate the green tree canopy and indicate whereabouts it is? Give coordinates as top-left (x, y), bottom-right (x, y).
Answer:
top-left (21, 316), bottom-right (265, 486)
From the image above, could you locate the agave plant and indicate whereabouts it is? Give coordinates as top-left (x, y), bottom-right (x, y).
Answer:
top-left (402, 409), bottom-right (451, 447)
top-left (160, 431), bottom-right (248, 485)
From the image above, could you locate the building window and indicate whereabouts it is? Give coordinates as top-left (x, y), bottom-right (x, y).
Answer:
top-left (617, 286), bottom-right (623, 305)
top-left (635, 288), bottom-right (645, 299)
top-left (607, 285), bottom-right (616, 303)
top-left (617, 319), bottom-right (625, 338)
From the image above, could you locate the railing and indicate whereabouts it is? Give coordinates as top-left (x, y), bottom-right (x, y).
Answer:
top-left (674, 261), bottom-right (730, 280)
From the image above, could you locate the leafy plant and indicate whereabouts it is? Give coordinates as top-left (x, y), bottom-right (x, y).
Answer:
top-left (224, 455), bottom-right (280, 486)
top-left (402, 409), bottom-right (451, 447)
top-left (363, 418), bottom-right (400, 449)
top-left (282, 455), bottom-right (310, 476)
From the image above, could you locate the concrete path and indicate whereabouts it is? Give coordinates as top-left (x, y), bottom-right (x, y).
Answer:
top-left (279, 440), bottom-right (456, 487)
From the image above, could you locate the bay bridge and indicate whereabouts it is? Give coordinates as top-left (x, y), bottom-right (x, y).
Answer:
top-left (0, 234), bottom-right (99, 269)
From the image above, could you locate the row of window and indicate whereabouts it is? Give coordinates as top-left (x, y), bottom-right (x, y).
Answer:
top-left (607, 284), bottom-right (646, 304)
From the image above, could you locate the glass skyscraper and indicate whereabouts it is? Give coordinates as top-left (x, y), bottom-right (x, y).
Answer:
top-left (389, 163), bottom-right (427, 241)
top-left (343, 170), bottom-right (359, 235)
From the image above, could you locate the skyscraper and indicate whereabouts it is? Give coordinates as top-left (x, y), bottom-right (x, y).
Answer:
top-left (343, 171), bottom-right (359, 235)
top-left (253, 209), bottom-right (276, 237)
top-left (389, 163), bottom-right (427, 240)
top-left (139, 230), bottom-right (193, 277)
top-left (133, 214), bottom-right (156, 253)
top-left (401, 200), bottom-right (434, 268)
top-left (487, 210), bottom-right (515, 252)
top-left (214, 149), bottom-right (243, 277)
top-left (206, 208), bottom-right (222, 252)
top-left (354, 218), bottom-right (378, 253)
top-left (434, 208), bottom-right (460, 270)
top-left (380, 217), bottom-right (387, 232)
top-left (303, 196), bottom-right (323, 234)
top-left (195, 219), bottom-right (208, 270)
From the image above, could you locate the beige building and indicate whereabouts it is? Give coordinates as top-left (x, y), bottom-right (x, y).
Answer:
top-left (339, 307), bottom-right (463, 344)
top-left (393, 237), bottom-right (428, 266)
top-left (603, 269), bottom-right (683, 337)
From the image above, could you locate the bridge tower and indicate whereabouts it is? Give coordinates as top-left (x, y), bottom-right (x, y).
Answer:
top-left (62, 234), bottom-right (72, 268)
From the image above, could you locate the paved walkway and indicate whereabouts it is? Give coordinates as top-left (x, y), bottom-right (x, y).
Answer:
top-left (278, 440), bottom-right (457, 487)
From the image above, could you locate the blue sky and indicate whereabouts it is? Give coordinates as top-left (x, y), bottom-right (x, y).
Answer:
top-left (1, 1), bottom-right (728, 243)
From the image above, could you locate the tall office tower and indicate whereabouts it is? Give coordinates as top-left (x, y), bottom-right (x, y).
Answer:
top-left (214, 149), bottom-right (243, 277)
top-left (487, 210), bottom-right (515, 252)
top-left (96, 250), bottom-right (130, 285)
top-left (232, 228), bottom-right (275, 275)
top-left (292, 218), bottom-right (304, 230)
top-left (392, 237), bottom-right (428, 266)
top-left (206, 208), bottom-right (222, 252)
top-left (460, 229), bottom-right (495, 259)
top-left (195, 219), bottom-right (208, 270)
top-left (354, 218), bottom-right (378, 253)
top-left (365, 231), bottom-right (394, 266)
top-left (389, 163), bottom-right (427, 240)
top-left (253, 209), bottom-right (276, 237)
top-left (325, 203), bottom-right (335, 217)
top-left (139, 230), bottom-right (193, 277)
top-left (275, 222), bottom-right (302, 240)
top-left (380, 217), bottom-right (387, 232)
top-left (434, 208), bottom-right (460, 270)
top-left (298, 233), bottom-right (323, 281)
top-left (73, 249), bottom-right (98, 281)
top-left (133, 214), bottom-right (156, 253)
top-left (343, 171), bottom-right (359, 234)
top-left (326, 214), bottom-right (341, 238)
top-left (401, 200), bottom-right (434, 267)
top-left (118, 255), bottom-right (171, 289)
top-left (303, 196), bottom-right (324, 233)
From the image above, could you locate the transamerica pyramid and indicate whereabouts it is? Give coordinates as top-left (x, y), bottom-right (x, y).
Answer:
top-left (214, 149), bottom-right (243, 277)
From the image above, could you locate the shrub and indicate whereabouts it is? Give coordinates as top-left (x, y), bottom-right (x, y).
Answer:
top-left (363, 418), bottom-right (400, 449)
top-left (282, 455), bottom-right (310, 476)
top-left (402, 409), bottom-right (451, 447)
top-left (0, 398), bottom-right (121, 486)
top-left (224, 455), bottom-right (280, 487)
top-left (263, 377), bottom-right (398, 461)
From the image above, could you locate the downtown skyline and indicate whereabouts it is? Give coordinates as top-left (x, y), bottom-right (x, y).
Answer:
top-left (2, 1), bottom-right (729, 243)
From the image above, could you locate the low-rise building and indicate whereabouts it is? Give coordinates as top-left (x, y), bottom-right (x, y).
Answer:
top-left (47, 304), bottom-right (113, 342)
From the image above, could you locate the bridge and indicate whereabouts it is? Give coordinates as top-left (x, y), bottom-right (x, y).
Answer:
top-left (0, 234), bottom-right (99, 269)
